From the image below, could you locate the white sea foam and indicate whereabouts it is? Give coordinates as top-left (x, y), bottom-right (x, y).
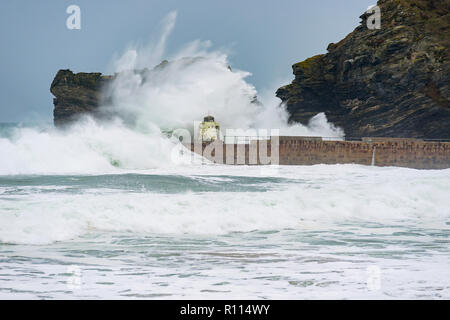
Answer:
top-left (0, 118), bottom-right (181, 175)
top-left (1, 165), bottom-right (449, 245)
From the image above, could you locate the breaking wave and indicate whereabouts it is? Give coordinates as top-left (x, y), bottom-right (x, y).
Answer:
top-left (0, 11), bottom-right (342, 176)
top-left (1, 165), bottom-right (449, 245)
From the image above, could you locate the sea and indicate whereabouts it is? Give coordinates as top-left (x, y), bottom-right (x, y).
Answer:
top-left (0, 122), bottom-right (449, 299)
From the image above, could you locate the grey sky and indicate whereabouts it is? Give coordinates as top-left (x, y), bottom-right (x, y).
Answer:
top-left (0, 0), bottom-right (374, 122)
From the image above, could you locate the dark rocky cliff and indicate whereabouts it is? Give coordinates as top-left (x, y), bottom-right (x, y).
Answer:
top-left (50, 69), bottom-right (114, 126)
top-left (276, 0), bottom-right (449, 138)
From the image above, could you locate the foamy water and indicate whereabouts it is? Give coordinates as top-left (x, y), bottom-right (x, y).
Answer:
top-left (1, 158), bottom-right (449, 299)
top-left (1, 11), bottom-right (449, 299)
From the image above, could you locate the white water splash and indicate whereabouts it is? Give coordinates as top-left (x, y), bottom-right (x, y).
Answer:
top-left (0, 11), bottom-right (343, 176)
top-left (104, 11), bottom-right (344, 137)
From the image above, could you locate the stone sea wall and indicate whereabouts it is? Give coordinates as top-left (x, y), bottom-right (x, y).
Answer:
top-left (185, 137), bottom-right (450, 169)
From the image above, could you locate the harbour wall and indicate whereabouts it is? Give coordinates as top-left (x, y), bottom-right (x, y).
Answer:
top-left (184, 137), bottom-right (450, 169)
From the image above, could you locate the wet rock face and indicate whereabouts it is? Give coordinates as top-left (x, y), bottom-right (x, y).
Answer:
top-left (276, 0), bottom-right (450, 138)
top-left (50, 69), bottom-right (114, 126)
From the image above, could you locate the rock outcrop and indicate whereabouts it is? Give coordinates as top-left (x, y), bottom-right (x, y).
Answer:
top-left (50, 69), bottom-right (114, 126)
top-left (276, 0), bottom-right (449, 138)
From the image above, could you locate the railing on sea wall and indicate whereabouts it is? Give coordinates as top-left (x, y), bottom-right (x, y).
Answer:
top-left (223, 136), bottom-right (271, 144)
top-left (220, 136), bottom-right (450, 144)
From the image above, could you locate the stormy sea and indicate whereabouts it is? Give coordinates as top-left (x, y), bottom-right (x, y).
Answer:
top-left (1, 120), bottom-right (449, 299)
top-left (1, 12), bottom-right (449, 299)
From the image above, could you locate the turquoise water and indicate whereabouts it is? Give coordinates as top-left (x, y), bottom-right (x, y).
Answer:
top-left (0, 123), bottom-right (449, 299)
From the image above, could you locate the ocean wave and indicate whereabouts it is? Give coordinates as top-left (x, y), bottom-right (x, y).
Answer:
top-left (1, 167), bottom-right (449, 245)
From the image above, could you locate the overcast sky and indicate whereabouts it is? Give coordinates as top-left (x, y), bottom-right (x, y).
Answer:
top-left (0, 0), bottom-right (374, 122)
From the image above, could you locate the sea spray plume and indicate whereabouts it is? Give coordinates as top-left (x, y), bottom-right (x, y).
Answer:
top-left (104, 11), bottom-right (345, 138)
top-left (255, 79), bottom-right (345, 138)
top-left (113, 11), bottom-right (177, 73)
top-left (106, 46), bottom-right (260, 133)
top-left (0, 12), bottom-right (346, 175)
top-left (0, 118), bottom-right (180, 175)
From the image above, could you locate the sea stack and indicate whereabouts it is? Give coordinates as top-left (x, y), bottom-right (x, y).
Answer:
top-left (50, 69), bottom-right (113, 126)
